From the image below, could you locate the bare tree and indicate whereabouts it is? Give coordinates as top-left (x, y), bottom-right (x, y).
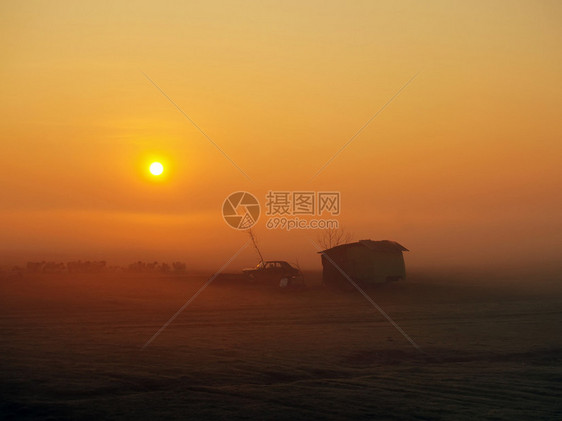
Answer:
top-left (317, 227), bottom-right (352, 250)
top-left (247, 228), bottom-right (265, 266)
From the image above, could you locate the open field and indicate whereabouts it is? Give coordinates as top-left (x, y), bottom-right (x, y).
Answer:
top-left (1, 272), bottom-right (561, 420)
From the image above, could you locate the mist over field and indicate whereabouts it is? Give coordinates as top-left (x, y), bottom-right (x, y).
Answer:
top-left (1, 270), bottom-right (561, 419)
top-left (2, 0), bottom-right (561, 419)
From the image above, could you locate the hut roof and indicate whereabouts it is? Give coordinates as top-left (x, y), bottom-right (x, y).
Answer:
top-left (319, 240), bottom-right (409, 254)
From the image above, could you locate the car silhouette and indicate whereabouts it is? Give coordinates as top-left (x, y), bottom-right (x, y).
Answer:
top-left (242, 261), bottom-right (304, 286)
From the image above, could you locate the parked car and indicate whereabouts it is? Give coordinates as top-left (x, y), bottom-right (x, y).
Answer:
top-left (242, 261), bottom-right (304, 287)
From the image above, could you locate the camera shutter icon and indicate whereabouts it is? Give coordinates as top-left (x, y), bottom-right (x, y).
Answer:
top-left (222, 192), bottom-right (260, 230)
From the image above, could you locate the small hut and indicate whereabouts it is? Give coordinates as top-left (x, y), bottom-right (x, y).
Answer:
top-left (319, 240), bottom-right (408, 287)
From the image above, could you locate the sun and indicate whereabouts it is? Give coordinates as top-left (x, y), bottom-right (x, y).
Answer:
top-left (149, 162), bottom-right (164, 176)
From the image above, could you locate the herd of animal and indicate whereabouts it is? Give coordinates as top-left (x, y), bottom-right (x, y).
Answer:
top-left (0, 260), bottom-right (188, 279)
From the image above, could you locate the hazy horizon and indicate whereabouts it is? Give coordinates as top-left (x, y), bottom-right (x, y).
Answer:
top-left (2, 1), bottom-right (561, 274)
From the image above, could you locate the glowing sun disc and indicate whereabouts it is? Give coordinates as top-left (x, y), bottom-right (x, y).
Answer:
top-left (149, 162), bottom-right (164, 176)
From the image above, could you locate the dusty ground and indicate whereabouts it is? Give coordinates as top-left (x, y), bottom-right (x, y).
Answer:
top-left (0, 271), bottom-right (561, 420)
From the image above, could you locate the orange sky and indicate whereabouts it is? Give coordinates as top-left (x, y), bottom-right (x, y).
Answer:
top-left (1, 1), bottom-right (561, 271)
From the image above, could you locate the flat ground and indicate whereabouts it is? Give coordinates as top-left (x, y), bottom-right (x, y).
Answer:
top-left (0, 271), bottom-right (561, 420)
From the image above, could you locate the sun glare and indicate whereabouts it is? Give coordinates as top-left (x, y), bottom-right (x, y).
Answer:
top-left (149, 162), bottom-right (164, 176)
